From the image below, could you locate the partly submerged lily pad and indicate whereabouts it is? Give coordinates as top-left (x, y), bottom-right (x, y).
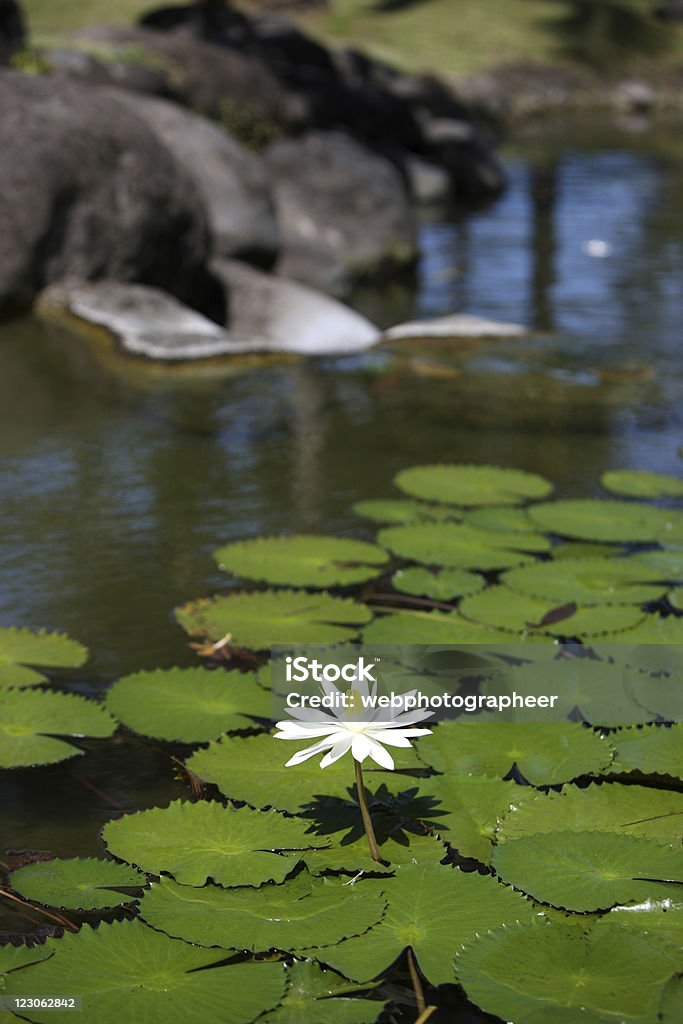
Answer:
top-left (528, 499), bottom-right (683, 543)
top-left (502, 558), bottom-right (667, 606)
top-left (175, 590), bottom-right (372, 649)
top-left (319, 861), bottom-right (536, 985)
top-left (0, 919), bottom-right (286, 1024)
top-left (601, 469), bottom-right (683, 499)
top-left (0, 627), bottom-right (87, 689)
top-left (456, 919), bottom-right (680, 1024)
top-left (492, 831), bottom-right (683, 911)
top-left (459, 585), bottom-right (644, 637)
top-left (378, 522), bottom-right (548, 571)
top-left (214, 536), bottom-right (388, 588)
top-left (102, 800), bottom-right (328, 887)
top-left (140, 872), bottom-right (386, 952)
top-left (10, 857), bottom-right (147, 910)
top-left (352, 499), bottom-right (461, 524)
top-left (394, 464), bottom-right (553, 507)
top-left (416, 721), bottom-right (613, 785)
top-left (497, 782), bottom-right (683, 846)
top-left (391, 566), bottom-right (485, 601)
top-left (0, 689), bottom-right (116, 768)
top-left (105, 667), bottom-right (271, 742)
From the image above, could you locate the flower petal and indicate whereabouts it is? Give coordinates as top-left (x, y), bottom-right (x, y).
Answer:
top-left (365, 736), bottom-right (395, 770)
top-left (319, 735), bottom-right (354, 768)
top-left (284, 736), bottom-right (336, 766)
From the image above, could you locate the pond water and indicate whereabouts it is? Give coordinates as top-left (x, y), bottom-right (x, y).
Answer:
top-left (2, 118), bottom-right (683, 939)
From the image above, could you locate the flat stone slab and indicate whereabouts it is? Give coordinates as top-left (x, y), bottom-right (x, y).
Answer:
top-left (384, 313), bottom-right (527, 341)
top-left (37, 273), bottom-right (381, 360)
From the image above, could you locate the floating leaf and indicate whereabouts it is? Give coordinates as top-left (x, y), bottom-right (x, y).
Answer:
top-left (605, 898), bottom-right (683, 946)
top-left (391, 566), bottom-right (485, 601)
top-left (105, 668), bottom-right (271, 743)
top-left (362, 609), bottom-right (533, 644)
top-left (0, 919), bottom-right (285, 1024)
top-left (602, 470), bottom-right (683, 499)
top-left (0, 690), bottom-right (116, 768)
top-left (600, 615), bottom-right (683, 643)
top-left (626, 549), bottom-right (683, 581)
top-left (214, 536), bottom-right (388, 589)
top-left (352, 499), bottom-right (461, 524)
top-left (10, 857), bottom-right (147, 910)
top-left (460, 586), bottom-right (644, 637)
top-left (456, 919), bottom-right (681, 1023)
top-left (176, 590), bottom-right (372, 649)
top-left (498, 782), bottom-right (683, 846)
top-left (670, 587), bottom-right (683, 610)
top-left (417, 774), bottom-right (518, 862)
top-left (318, 862), bottom-right (536, 985)
top-left (394, 464), bottom-right (553, 507)
top-left (528, 500), bottom-right (683, 543)
top-left (464, 507), bottom-right (537, 532)
top-left (552, 542), bottom-right (620, 560)
top-left (503, 558), bottom-right (666, 606)
top-left (140, 872), bottom-right (386, 952)
top-left (613, 724), bottom-right (683, 780)
top-left (102, 800), bottom-right (327, 887)
top-left (502, 658), bottom-right (655, 727)
top-left (0, 627), bottom-right (87, 689)
top-left (0, 944), bottom-right (52, 974)
top-left (186, 734), bottom-right (409, 814)
top-left (416, 721), bottom-right (613, 785)
top-left (492, 831), bottom-right (683, 911)
top-left (661, 974), bottom-right (683, 1023)
top-left (378, 522), bottom-right (548, 571)
top-left (303, 833), bottom-right (445, 876)
top-left (261, 961), bottom-right (382, 1024)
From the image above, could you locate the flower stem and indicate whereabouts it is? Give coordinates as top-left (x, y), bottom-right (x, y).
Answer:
top-left (406, 947), bottom-right (426, 1015)
top-left (354, 759), bottom-right (381, 862)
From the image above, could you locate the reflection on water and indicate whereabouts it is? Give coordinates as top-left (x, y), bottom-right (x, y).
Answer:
top-left (1, 121), bottom-right (683, 903)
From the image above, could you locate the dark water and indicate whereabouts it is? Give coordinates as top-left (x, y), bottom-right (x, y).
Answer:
top-left (2, 120), bottom-right (683, 930)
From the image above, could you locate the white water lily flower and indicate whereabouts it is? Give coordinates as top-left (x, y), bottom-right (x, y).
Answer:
top-left (274, 671), bottom-right (433, 770)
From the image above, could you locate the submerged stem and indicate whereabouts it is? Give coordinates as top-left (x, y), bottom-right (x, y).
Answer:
top-left (354, 758), bottom-right (382, 862)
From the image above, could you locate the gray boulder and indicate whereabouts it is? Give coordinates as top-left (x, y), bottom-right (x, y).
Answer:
top-left (264, 130), bottom-right (416, 294)
top-left (110, 92), bottom-right (279, 263)
top-left (0, 70), bottom-right (215, 317)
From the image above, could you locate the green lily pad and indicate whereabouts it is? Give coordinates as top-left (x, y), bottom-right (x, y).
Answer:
top-left (378, 522), bottom-right (548, 571)
top-left (214, 536), bottom-right (388, 589)
top-left (502, 558), bottom-right (667, 606)
top-left (502, 658), bottom-right (655, 727)
top-left (105, 667), bottom-right (272, 743)
top-left (552, 542), bottom-right (620, 561)
top-left (661, 975), bottom-right (683, 1024)
top-left (0, 689), bottom-right (116, 768)
top-left (352, 499), bottom-right (461, 524)
top-left (0, 627), bottom-right (87, 689)
top-left (460, 586), bottom-right (645, 637)
top-left (606, 898), bottom-right (683, 945)
top-left (318, 862), bottom-right (537, 985)
top-left (186, 733), bottom-right (409, 814)
top-left (175, 590), bottom-right (372, 649)
top-left (391, 566), bottom-right (485, 601)
top-left (492, 831), bottom-right (683, 911)
top-left (456, 919), bottom-right (681, 1023)
top-left (0, 919), bottom-right (285, 1024)
top-left (464, 507), bottom-right (537, 532)
top-left (261, 961), bottom-right (383, 1024)
top-left (140, 872), bottom-right (386, 952)
top-left (601, 470), bottom-right (683, 498)
top-left (102, 800), bottom-right (328, 887)
top-left (625, 549), bottom-right (683, 581)
top-left (600, 615), bottom-right (683, 643)
top-left (670, 587), bottom-right (683, 610)
top-left (10, 857), bottom-right (147, 910)
top-left (394, 464), bottom-right (553, 507)
top-left (612, 724), bottom-right (683, 780)
top-left (417, 774), bottom-right (519, 862)
top-left (0, 944), bottom-right (52, 974)
top-left (362, 608), bottom-right (535, 644)
top-left (497, 782), bottom-right (683, 846)
top-left (528, 500), bottom-right (683, 543)
top-left (303, 833), bottom-right (446, 876)
top-left (416, 721), bottom-right (613, 785)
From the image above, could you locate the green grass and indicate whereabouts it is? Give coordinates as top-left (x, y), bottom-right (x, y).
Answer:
top-left (22, 0), bottom-right (683, 76)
